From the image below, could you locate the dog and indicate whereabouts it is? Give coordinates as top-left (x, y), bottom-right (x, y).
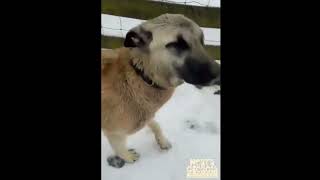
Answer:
top-left (101, 14), bottom-right (220, 168)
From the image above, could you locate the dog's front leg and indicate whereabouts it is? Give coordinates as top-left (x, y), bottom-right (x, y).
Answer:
top-left (106, 133), bottom-right (140, 165)
top-left (148, 120), bottom-right (172, 150)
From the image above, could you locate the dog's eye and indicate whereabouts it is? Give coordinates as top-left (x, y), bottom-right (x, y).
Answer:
top-left (165, 36), bottom-right (190, 54)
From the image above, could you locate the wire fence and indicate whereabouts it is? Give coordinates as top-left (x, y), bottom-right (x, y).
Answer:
top-left (101, 0), bottom-right (220, 46)
top-left (152, 0), bottom-right (220, 7)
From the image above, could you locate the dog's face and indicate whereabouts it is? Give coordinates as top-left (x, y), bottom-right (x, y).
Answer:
top-left (124, 14), bottom-right (220, 88)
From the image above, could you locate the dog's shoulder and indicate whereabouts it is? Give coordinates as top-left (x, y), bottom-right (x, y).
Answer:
top-left (101, 48), bottom-right (120, 65)
top-left (102, 47), bottom-right (131, 61)
top-left (101, 48), bottom-right (131, 69)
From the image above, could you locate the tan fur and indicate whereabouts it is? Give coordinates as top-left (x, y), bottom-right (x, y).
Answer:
top-left (101, 48), bottom-right (118, 64)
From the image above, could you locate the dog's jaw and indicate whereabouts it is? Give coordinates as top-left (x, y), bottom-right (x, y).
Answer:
top-left (169, 77), bottom-right (184, 87)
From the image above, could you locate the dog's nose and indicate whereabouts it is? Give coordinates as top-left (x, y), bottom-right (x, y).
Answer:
top-left (178, 57), bottom-right (220, 86)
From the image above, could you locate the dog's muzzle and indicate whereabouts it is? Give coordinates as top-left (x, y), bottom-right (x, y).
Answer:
top-left (177, 56), bottom-right (220, 87)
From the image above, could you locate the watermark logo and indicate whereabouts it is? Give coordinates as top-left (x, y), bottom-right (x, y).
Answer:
top-left (186, 159), bottom-right (218, 178)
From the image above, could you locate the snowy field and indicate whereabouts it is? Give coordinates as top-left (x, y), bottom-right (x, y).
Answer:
top-left (101, 84), bottom-right (220, 180)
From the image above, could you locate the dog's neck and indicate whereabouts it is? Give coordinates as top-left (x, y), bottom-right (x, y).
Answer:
top-left (127, 48), bottom-right (169, 90)
top-left (129, 60), bottom-right (166, 90)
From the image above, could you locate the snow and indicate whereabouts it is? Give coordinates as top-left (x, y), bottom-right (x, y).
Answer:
top-left (101, 84), bottom-right (220, 180)
top-left (101, 14), bottom-right (220, 46)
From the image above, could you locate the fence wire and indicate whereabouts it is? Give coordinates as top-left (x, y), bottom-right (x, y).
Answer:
top-left (101, 0), bottom-right (220, 46)
top-left (154, 0), bottom-right (219, 7)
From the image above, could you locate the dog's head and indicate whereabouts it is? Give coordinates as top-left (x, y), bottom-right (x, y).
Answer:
top-left (124, 14), bottom-right (220, 88)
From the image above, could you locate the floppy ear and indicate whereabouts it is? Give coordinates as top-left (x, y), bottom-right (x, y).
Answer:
top-left (124, 27), bottom-right (152, 47)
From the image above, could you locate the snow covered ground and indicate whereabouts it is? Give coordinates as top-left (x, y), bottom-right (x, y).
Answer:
top-left (101, 84), bottom-right (220, 180)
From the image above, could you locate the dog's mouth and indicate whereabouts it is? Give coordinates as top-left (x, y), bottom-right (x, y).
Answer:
top-left (195, 78), bottom-right (220, 89)
top-left (194, 76), bottom-right (220, 95)
top-left (209, 75), bottom-right (220, 86)
top-left (194, 77), bottom-right (220, 88)
top-left (177, 66), bottom-right (220, 87)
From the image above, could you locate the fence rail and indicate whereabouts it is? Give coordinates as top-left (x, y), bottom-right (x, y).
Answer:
top-left (101, 0), bottom-right (220, 59)
top-left (102, 0), bottom-right (220, 28)
top-left (151, 0), bottom-right (220, 7)
top-left (101, 14), bottom-right (220, 46)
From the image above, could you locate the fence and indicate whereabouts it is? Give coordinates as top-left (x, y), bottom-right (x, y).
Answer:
top-left (101, 0), bottom-right (220, 60)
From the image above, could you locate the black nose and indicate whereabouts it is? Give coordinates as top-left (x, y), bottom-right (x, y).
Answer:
top-left (178, 57), bottom-right (219, 85)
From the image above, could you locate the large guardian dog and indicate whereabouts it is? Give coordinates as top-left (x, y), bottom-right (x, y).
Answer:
top-left (102, 14), bottom-right (220, 168)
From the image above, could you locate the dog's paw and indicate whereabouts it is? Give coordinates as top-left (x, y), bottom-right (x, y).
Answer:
top-left (121, 149), bottom-right (140, 163)
top-left (128, 149), bottom-right (140, 158)
top-left (107, 155), bottom-right (125, 168)
top-left (157, 137), bottom-right (172, 150)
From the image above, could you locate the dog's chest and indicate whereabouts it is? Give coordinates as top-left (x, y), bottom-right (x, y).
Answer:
top-left (133, 82), bottom-right (173, 109)
top-left (124, 82), bottom-right (174, 133)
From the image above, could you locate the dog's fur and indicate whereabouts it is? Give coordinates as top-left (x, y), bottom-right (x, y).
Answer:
top-left (102, 14), bottom-right (220, 167)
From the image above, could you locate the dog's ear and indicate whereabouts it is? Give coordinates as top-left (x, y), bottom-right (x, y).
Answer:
top-left (124, 27), bottom-right (152, 47)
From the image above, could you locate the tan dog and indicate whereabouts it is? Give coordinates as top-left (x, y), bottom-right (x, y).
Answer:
top-left (102, 14), bottom-right (220, 168)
